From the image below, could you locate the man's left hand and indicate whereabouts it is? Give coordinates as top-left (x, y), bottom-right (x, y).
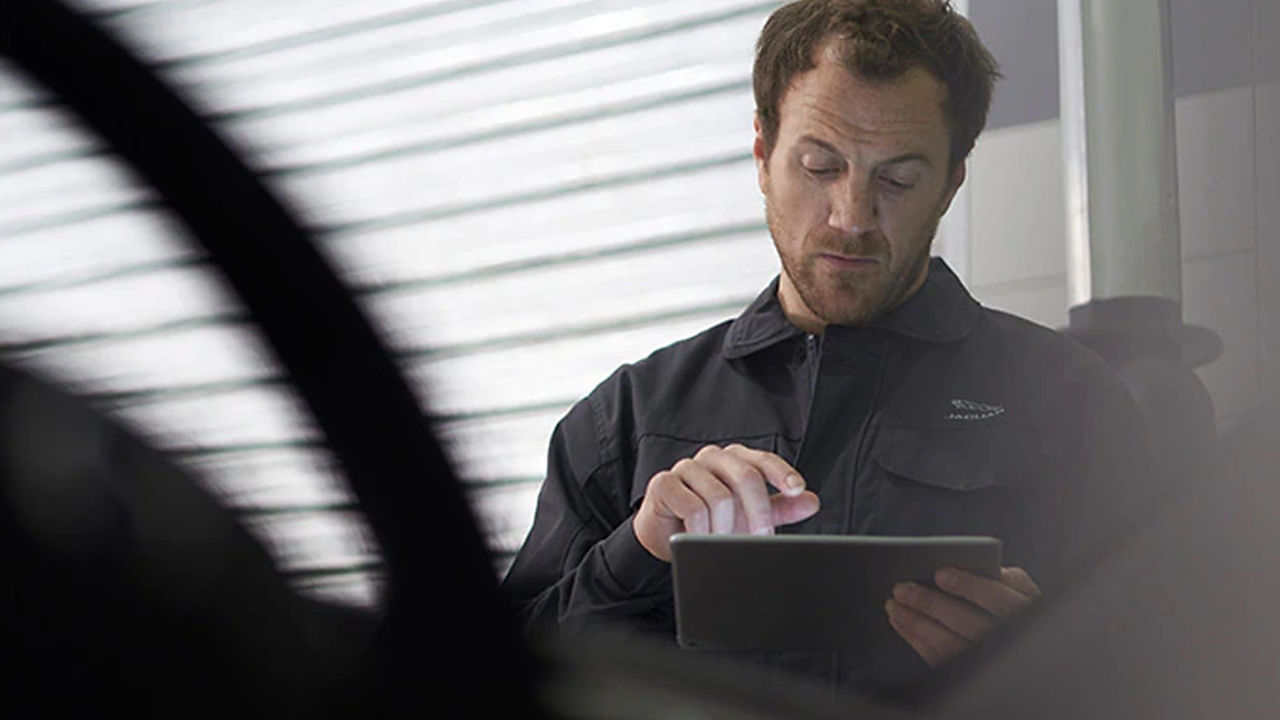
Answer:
top-left (884, 566), bottom-right (1041, 667)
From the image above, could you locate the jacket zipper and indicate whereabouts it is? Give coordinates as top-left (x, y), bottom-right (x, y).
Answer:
top-left (805, 333), bottom-right (820, 399)
top-left (795, 332), bottom-right (822, 471)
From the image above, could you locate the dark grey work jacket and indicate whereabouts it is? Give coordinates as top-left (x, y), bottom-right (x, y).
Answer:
top-left (502, 258), bottom-right (1155, 690)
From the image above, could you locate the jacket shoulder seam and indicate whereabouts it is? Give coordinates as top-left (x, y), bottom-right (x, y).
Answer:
top-left (585, 379), bottom-right (630, 473)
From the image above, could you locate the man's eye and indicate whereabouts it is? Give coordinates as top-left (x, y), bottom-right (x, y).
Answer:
top-left (805, 166), bottom-right (839, 176)
top-left (879, 175), bottom-right (914, 191)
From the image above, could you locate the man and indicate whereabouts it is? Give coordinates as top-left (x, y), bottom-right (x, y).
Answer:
top-left (503, 0), bottom-right (1152, 690)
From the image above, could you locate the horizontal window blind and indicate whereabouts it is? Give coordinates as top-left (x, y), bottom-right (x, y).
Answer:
top-left (0, 0), bottom-right (784, 606)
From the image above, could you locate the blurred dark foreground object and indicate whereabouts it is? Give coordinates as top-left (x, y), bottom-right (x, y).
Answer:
top-left (0, 364), bottom-right (377, 715)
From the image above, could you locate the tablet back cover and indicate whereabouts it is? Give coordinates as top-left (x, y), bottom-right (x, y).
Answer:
top-left (671, 535), bottom-right (1001, 652)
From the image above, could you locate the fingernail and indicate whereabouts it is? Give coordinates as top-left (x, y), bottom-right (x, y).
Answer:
top-left (892, 583), bottom-right (911, 602)
top-left (784, 474), bottom-right (803, 492)
top-left (905, 582), bottom-right (927, 604)
top-left (937, 569), bottom-right (957, 589)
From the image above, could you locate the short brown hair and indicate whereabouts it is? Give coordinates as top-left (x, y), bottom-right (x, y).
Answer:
top-left (753, 0), bottom-right (1000, 169)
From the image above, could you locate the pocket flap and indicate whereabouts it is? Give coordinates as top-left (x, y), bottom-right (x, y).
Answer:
top-left (872, 425), bottom-right (1038, 492)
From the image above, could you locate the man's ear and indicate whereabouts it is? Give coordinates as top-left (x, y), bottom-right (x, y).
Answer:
top-left (939, 159), bottom-right (967, 215)
top-left (752, 113), bottom-right (769, 195)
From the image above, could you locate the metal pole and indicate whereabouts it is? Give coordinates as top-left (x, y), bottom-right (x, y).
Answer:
top-left (1058, 0), bottom-right (1182, 306)
top-left (934, 0), bottom-right (972, 284)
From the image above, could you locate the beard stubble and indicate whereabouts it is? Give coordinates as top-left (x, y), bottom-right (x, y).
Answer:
top-left (765, 195), bottom-right (940, 328)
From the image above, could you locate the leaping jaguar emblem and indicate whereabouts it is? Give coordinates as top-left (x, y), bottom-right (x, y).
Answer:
top-left (946, 398), bottom-right (1006, 421)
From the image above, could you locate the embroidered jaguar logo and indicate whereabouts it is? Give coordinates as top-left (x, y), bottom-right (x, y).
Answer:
top-left (946, 398), bottom-right (1005, 421)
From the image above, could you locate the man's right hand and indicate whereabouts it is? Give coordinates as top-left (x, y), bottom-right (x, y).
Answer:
top-left (632, 444), bottom-right (821, 562)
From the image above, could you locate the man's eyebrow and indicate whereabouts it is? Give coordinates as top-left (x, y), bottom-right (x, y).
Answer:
top-left (798, 135), bottom-right (843, 156)
top-left (878, 152), bottom-right (931, 168)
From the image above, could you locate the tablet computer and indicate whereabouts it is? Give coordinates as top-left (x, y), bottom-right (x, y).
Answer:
top-left (670, 534), bottom-right (1001, 651)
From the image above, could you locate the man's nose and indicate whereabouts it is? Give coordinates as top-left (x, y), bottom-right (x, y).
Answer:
top-left (827, 177), bottom-right (877, 235)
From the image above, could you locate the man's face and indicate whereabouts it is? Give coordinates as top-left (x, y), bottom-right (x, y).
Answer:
top-left (754, 46), bottom-right (965, 331)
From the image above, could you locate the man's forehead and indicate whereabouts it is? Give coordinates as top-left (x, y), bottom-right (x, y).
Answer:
top-left (795, 49), bottom-right (946, 106)
top-left (778, 63), bottom-right (948, 153)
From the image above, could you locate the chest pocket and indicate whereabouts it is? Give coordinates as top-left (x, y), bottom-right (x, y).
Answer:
top-left (869, 425), bottom-right (1047, 544)
top-left (629, 433), bottom-right (778, 509)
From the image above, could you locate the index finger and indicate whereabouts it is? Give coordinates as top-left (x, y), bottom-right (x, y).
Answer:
top-left (999, 566), bottom-right (1041, 598)
top-left (722, 444), bottom-right (807, 496)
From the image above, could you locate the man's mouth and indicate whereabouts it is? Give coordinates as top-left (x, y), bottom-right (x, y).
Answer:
top-left (819, 253), bottom-right (881, 270)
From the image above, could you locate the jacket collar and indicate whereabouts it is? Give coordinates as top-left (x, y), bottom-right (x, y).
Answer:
top-left (722, 257), bottom-right (982, 359)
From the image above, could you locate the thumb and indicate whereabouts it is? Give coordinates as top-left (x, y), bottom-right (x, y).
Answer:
top-left (770, 490), bottom-right (820, 527)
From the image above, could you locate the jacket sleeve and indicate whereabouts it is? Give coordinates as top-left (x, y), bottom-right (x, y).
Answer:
top-left (500, 390), bottom-right (674, 638)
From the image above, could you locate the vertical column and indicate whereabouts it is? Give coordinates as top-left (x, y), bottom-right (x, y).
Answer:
top-left (934, 0), bottom-right (972, 284)
top-left (1058, 0), bottom-right (1182, 306)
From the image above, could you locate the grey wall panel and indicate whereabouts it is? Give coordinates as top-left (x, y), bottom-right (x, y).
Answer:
top-left (966, 0), bottom-right (1265, 126)
top-left (1176, 87), bottom-right (1258, 259)
top-left (1256, 83), bottom-right (1280, 396)
top-left (1170, 0), bottom-right (1255, 96)
top-left (1258, 0), bottom-right (1280, 84)
top-left (969, 0), bottom-right (1060, 129)
top-left (1183, 249), bottom-right (1262, 419)
top-left (966, 118), bottom-right (1066, 287)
